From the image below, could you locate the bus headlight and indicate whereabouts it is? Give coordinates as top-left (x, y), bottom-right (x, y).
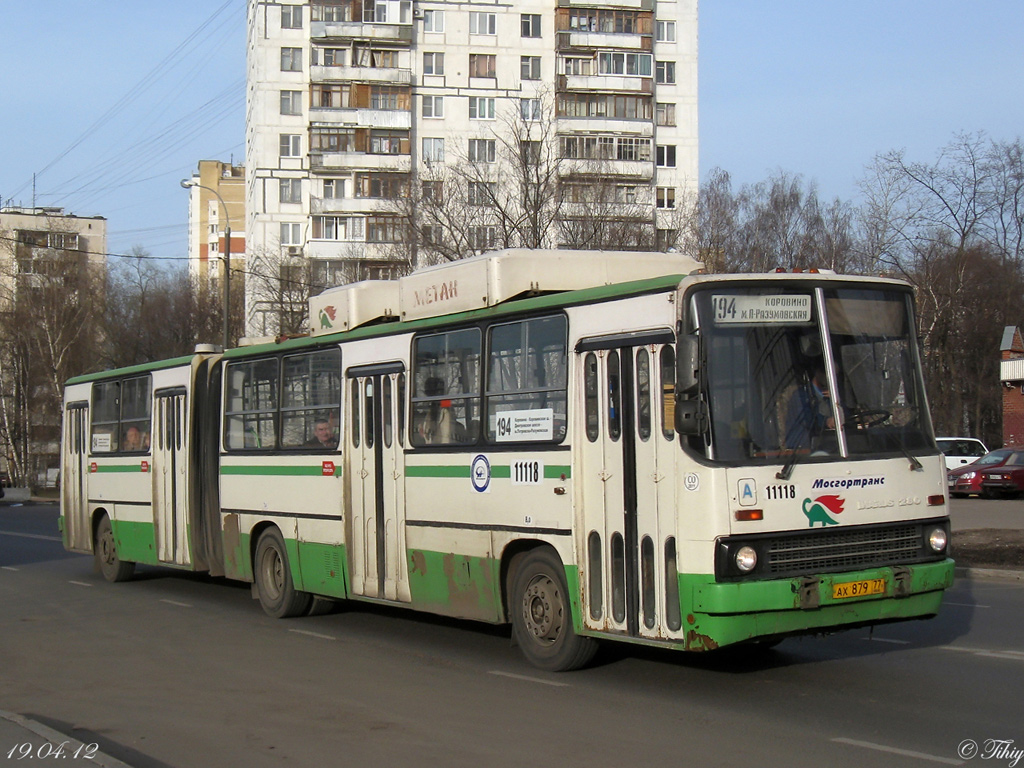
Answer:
top-left (927, 527), bottom-right (948, 553)
top-left (735, 546), bottom-right (758, 573)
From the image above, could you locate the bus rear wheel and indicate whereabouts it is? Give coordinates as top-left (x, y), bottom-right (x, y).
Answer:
top-left (254, 528), bottom-right (312, 618)
top-left (510, 548), bottom-right (598, 672)
top-left (94, 514), bottom-right (135, 583)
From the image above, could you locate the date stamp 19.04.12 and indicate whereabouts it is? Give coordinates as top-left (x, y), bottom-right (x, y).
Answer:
top-left (7, 742), bottom-right (99, 760)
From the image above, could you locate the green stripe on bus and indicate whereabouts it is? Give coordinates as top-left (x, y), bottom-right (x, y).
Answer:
top-left (406, 464), bottom-right (570, 479)
top-left (93, 464), bottom-right (148, 473)
top-left (221, 465), bottom-right (331, 476)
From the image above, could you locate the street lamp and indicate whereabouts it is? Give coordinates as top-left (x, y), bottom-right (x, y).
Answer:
top-left (181, 178), bottom-right (232, 350)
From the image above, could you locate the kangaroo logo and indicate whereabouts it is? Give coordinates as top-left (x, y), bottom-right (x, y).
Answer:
top-left (319, 305), bottom-right (337, 329)
top-left (802, 494), bottom-right (844, 527)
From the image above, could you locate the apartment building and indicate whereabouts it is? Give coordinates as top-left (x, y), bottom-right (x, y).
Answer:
top-left (183, 160), bottom-right (247, 290)
top-left (245, 0), bottom-right (697, 335)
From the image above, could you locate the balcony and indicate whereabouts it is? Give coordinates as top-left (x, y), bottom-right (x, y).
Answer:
top-left (310, 152), bottom-right (412, 173)
top-left (311, 196), bottom-right (407, 215)
top-left (559, 0), bottom-right (651, 8)
top-left (557, 117), bottom-right (654, 135)
top-left (559, 159), bottom-right (654, 180)
top-left (311, 65), bottom-right (412, 85)
top-left (311, 21), bottom-right (413, 43)
top-left (308, 108), bottom-right (412, 129)
top-left (558, 31), bottom-right (649, 51)
top-left (558, 74), bottom-right (652, 93)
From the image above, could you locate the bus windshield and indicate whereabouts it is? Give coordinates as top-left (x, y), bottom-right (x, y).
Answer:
top-left (693, 285), bottom-right (933, 464)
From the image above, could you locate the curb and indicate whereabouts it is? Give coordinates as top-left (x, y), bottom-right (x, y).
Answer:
top-left (0, 710), bottom-right (134, 768)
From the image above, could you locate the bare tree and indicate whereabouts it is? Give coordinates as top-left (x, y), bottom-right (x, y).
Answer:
top-left (0, 222), bottom-right (102, 486)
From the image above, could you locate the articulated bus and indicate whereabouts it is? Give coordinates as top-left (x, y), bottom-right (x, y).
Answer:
top-left (61, 249), bottom-right (954, 670)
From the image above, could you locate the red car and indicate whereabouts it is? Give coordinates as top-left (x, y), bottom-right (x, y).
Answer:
top-left (979, 451), bottom-right (1024, 498)
top-left (948, 448), bottom-right (1020, 498)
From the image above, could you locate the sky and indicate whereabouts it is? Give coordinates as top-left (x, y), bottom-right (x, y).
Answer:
top-left (1, 1), bottom-right (1022, 264)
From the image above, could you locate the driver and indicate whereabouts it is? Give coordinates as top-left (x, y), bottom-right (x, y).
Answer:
top-left (785, 366), bottom-right (835, 449)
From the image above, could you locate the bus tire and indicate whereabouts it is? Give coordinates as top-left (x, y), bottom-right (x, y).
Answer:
top-left (94, 514), bottom-right (135, 583)
top-left (254, 528), bottom-right (312, 619)
top-left (510, 548), bottom-right (598, 672)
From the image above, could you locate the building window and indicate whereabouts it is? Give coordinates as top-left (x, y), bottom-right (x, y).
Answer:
top-left (323, 179), bottom-right (344, 199)
top-left (362, 0), bottom-right (387, 22)
top-left (312, 2), bottom-right (351, 22)
top-left (318, 47), bottom-right (345, 66)
top-left (423, 52), bottom-right (444, 75)
top-left (280, 222), bottom-right (303, 245)
top-left (367, 216), bottom-right (402, 243)
top-left (313, 216), bottom-right (365, 241)
top-left (280, 178), bottom-right (302, 204)
top-left (656, 102), bottom-right (676, 126)
top-left (656, 187), bottom-right (676, 209)
top-left (520, 98), bottom-right (541, 121)
top-left (279, 134), bottom-right (301, 157)
top-left (468, 225), bottom-right (496, 251)
top-left (521, 13), bottom-right (541, 37)
top-left (469, 11), bottom-right (496, 35)
top-left (281, 5), bottom-right (303, 28)
top-left (310, 127), bottom-right (355, 152)
top-left (355, 173), bottom-right (407, 199)
top-left (422, 137), bottom-right (445, 162)
top-left (422, 180), bottom-right (443, 201)
top-left (469, 96), bottom-right (496, 120)
top-left (422, 95), bottom-right (444, 118)
top-left (597, 52), bottom-right (651, 76)
top-left (655, 61), bottom-right (676, 84)
top-left (467, 181), bottom-right (496, 206)
top-left (521, 56), bottom-right (541, 81)
top-left (352, 45), bottom-right (396, 68)
top-left (368, 129), bottom-right (409, 154)
top-left (469, 54), bottom-right (496, 79)
top-left (468, 138), bottom-right (496, 163)
top-left (280, 90), bottom-right (302, 115)
top-left (281, 47), bottom-right (303, 72)
top-left (656, 145), bottom-right (677, 168)
top-left (562, 56), bottom-right (593, 76)
top-left (423, 9), bottom-right (444, 32)
top-left (656, 20), bottom-right (676, 42)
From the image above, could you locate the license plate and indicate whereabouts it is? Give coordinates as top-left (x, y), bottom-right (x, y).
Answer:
top-left (990, 474), bottom-right (1004, 480)
top-left (832, 578), bottom-right (886, 599)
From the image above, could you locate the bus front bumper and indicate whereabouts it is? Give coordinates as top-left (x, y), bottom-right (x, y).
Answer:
top-left (681, 558), bottom-right (955, 650)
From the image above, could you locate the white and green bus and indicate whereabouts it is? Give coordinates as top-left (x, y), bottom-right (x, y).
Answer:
top-left (61, 249), bottom-right (954, 670)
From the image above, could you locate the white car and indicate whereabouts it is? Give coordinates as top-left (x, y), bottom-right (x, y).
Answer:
top-left (936, 437), bottom-right (989, 471)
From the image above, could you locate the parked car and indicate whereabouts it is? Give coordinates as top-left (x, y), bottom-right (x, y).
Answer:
top-left (936, 436), bottom-right (989, 471)
top-left (948, 447), bottom-right (1018, 497)
top-left (979, 451), bottom-right (1024, 498)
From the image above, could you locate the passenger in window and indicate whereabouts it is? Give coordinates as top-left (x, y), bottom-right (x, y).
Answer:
top-left (416, 377), bottom-right (466, 445)
top-left (142, 432), bottom-right (151, 451)
top-left (306, 417), bottom-right (338, 450)
top-left (123, 426), bottom-right (142, 452)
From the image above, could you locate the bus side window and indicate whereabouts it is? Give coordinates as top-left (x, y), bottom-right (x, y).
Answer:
top-left (584, 353), bottom-right (599, 442)
top-left (91, 381), bottom-right (120, 453)
top-left (660, 346), bottom-right (675, 440)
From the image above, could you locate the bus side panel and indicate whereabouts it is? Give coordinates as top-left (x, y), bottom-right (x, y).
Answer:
top-left (404, 525), bottom-right (503, 623)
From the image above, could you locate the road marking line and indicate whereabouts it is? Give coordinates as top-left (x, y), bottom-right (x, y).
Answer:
top-left (939, 645), bottom-right (1024, 662)
top-left (288, 629), bottom-right (336, 641)
top-left (1, 566), bottom-right (19, 571)
top-left (864, 637), bottom-right (910, 644)
top-left (69, 580), bottom-right (93, 587)
top-left (488, 671), bottom-right (570, 688)
top-left (160, 599), bottom-right (192, 608)
top-left (832, 737), bottom-right (964, 765)
top-left (943, 601), bottom-right (990, 608)
top-left (0, 530), bottom-right (62, 542)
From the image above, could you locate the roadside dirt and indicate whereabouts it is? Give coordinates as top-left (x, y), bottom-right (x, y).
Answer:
top-left (953, 529), bottom-right (1024, 570)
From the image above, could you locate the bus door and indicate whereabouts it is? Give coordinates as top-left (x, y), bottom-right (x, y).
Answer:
top-left (577, 332), bottom-right (681, 640)
top-left (62, 402), bottom-right (90, 551)
top-left (348, 365), bottom-right (409, 602)
top-left (152, 387), bottom-right (190, 566)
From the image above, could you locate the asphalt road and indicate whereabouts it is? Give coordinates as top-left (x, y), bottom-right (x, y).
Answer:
top-left (949, 496), bottom-right (1024, 530)
top-left (1, 503), bottom-right (1022, 768)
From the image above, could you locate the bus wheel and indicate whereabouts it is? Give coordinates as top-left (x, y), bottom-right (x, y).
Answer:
top-left (254, 528), bottom-right (312, 619)
top-left (510, 548), bottom-right (598, 672)
top-left (94, 514), bottom-right (135, 583)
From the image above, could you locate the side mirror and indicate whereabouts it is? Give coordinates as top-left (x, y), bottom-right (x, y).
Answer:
top-left (677, 334), bottom-right (700, 396)
top-left (675, 399), bottom-right (708, 436)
